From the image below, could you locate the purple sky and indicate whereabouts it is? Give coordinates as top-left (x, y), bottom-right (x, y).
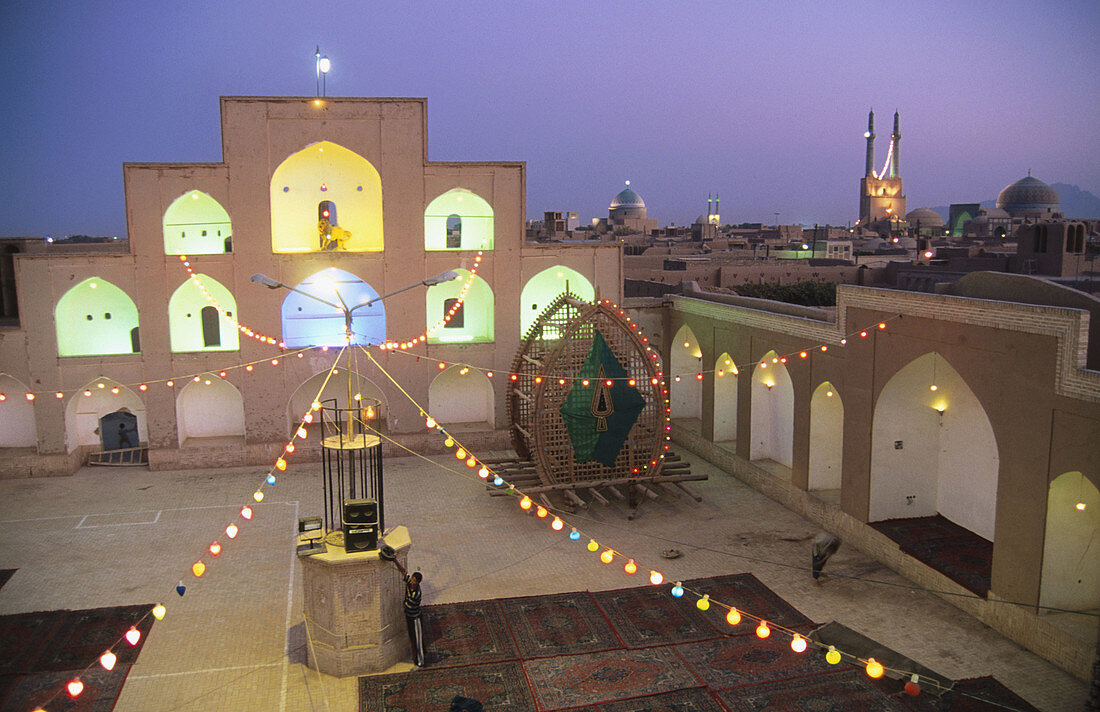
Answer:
top-left (2, 1), bottom-right (1097, 237)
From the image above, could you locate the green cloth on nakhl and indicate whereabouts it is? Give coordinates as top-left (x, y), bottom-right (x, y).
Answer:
top-left (559, 331), bottom-right (647, 467)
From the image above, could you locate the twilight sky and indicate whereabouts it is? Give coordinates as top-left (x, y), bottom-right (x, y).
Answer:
top-left (1, 0), bottom-right (1097, 237)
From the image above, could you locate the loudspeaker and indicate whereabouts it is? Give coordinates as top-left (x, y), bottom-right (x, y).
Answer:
top-left (344, 524), bottom-right (378, 553)
top-left (343, 498), bottom-right (378, 525)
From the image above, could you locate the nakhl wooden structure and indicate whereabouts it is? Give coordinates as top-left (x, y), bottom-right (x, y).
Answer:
top-left (491, 294), bottom-right (706, 515)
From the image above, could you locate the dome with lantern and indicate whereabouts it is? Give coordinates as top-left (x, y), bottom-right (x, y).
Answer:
top-left (609, 182), bottom-right (647, 220)
top-left (996, 174), bottom-right (1060, 218)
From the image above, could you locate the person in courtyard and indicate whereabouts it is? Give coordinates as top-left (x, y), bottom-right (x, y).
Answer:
top-left (384, 547), bottom-right (426, 667)
top-left (812, 532), bottom-right (841, 586)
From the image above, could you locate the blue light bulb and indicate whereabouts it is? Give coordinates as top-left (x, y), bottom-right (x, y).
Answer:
top-left (671, 584), bottom-right (684, 598)
top-left (569, 529), bottom-right (580, 541)
top-left (266, 474), bottom-right (276, 484)
top-left (493, 476), bottom-right (504, 486)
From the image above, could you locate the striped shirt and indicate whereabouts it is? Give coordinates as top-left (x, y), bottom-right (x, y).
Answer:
top-left (403, 574), bottom-right (422, 618)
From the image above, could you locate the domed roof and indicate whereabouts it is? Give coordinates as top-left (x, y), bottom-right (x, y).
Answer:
top-left (905, 208), bottom-right (944, 227)
top-left (997, 175), bottom-right (1059, 213)
top-left (610, 186), bottom-right (646, 210)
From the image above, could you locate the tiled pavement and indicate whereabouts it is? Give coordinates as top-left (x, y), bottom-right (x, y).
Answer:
top-left (0, 450), bottom-right (1089, 712)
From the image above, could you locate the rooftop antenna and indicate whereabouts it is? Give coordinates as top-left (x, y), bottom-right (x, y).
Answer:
top-left (315, 46), bottom-right (331, 97)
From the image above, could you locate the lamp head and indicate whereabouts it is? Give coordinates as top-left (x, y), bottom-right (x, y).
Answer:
top-left (424, 270), bottom-right (460, 286)
top-left (250, 273), bottom-right (284, 289)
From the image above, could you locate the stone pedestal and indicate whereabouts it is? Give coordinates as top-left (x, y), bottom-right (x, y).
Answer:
top-left (300, 526), bottom-right (412, 677)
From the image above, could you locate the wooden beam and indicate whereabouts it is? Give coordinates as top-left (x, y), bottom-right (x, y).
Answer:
top-left (563, 489), bottom-right (588, 509)
top-left (675, 482), bottom-right (704, 502)
top-left (655, 482), bottom-right (682, 499)
top-left (604, 485), bottom-right (626, 501)
top-left (585, 487), bottom-right (610, 505)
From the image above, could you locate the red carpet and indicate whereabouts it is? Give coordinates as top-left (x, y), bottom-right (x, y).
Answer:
top-left (360, 574), bottom-right (1035, 711)
top-left (0, 604), bottom-right (155, 712)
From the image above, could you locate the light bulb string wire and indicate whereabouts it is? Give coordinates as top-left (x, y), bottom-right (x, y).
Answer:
top-left (354, 348), bottom-right (976, 694)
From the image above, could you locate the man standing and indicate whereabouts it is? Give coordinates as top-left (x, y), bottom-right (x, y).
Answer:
top-left (811, 532), bottom-right (841, 586)
top-left (390, 554), bottom-right (425, 667)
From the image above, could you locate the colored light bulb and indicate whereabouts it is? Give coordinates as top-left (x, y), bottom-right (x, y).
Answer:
top-left (266, 474), bottom-right (276, 484)
top-left (624, 559), bottom-right (637, 575)
top-left (478, 466), bottom-right (489, 478)
top-left (551, 517), bottom-right (564, 531)
top-left (726, 608), bottom-right (741, 626)
top-left (866, 658), bottom-right (884, 678)
top-left (755, 621), bottom-right (770, 639)
top-left (209, 542), bottom-right (221, 557)
top-left (192, 561), bottom-right (206, 577)
top-left (493, 476), bottom-right (504, 486)
top-left (791, 634), bottom-right (807, 653)
top-left (587, 539), bottom-right (598, 552)
top-left (600, 549), bottom-right (614, 564)
top-left (671, 584), bottom-right (684, 597)
top-left (569, 529), bottom-right (581, 541)
top-left (649, 571), bottom-right (663, 585)
top-left (100, 651), bottom-right (117, 670)
top-left (519, 496), bottom-right (532, 510)
top-left (444, 437), bottom-right (455, 447)
top-left (152, 604), bottom-right (166, 620)
top-left (275, 458), bottom-right (287, 471)
top-left (67, 678), bottom-right (84, 698)
top-left (536, 506), bottom-right (548, 518)
top-left (696, 594), bottom-right (710, 611)
top-left (825, 646), bottom-right (841, 665)
top-left (125, 627), bottom-right (141, 646)
top-left (253, 490), bottom-right (264, 502)
top-left (241, 506), bottom-right (253, 519)
top-left (226, 523), bottom-right (239, 538)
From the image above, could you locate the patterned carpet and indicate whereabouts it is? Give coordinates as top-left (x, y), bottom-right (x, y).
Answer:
top-left (871, 515), bottom-right (993, 597)
top-left (360, 574), bottom-right (1032, 712)
top-left (0, 604), bottom-right (155, 712)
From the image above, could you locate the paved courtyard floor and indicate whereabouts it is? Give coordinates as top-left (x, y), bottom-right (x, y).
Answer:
top-left (0, 449), bottom-right (1089, 712)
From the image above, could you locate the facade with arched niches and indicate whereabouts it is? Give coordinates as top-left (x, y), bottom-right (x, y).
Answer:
top-left (650, 282), bottom-right (1100, 680)
top-left (0, 96), bottom-right (621, 473)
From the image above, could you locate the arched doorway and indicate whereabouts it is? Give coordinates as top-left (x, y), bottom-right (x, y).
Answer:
top-left (1039, 471), bottom-right (1099, 612)
top-left (428, 365), bottom-right (495, 429)
top-left (163, 190), bottom-right (232, 255)
top-left (270, 141), bottom-right (383, 253)
top-left (713, 352), bottom-right (738, 444)
top-left (808, 381), bottom-right (843, 491)
top-left (425, 270), bottom-right (494, 344)
top-left (55, 278), bottom-right (140, 357)
top-left (749, 350), bottom-right (793, 469)
top-left (869, 352), bottom-right (999, 540)
top-left (100, 410), bottom-right (139, 451)
top-left (670, 325), bottom-right (702, 427)
top-left (288, 370), bottom-right (388, 436)
top-left (519, 266), bottom-right (595, 338)
top-left (424, 188), bottom-right (494, 250)
top-left (0, 374), bottom-right (36, 448)
top-left (175, 374), bottom-right (246, 447)
top-left (168, 274), bottom-right (240, 352)
top-left (280, 268), bottom-right (385, 348)
top-left (65, 379), bottom-right (146, 453)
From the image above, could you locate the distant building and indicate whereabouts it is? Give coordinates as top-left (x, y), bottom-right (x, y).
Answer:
top-left (608, 182), bottom-right (657, 234)
top-left (997, 173), bottom-right (1061, 219)
top-left (858, 109), bottom-right (907, 232)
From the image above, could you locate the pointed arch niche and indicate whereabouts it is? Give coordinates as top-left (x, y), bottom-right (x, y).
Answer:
top-left (713, 352), bottom-right (738, 443)
top-left (750, 350), bottom-right (793, 469)
top-left (808, 381), bottom-right (843, 491)
top-left (168, 275), bottom-right (239, 352)
top-left (64, 379), bottom-right (146, 452)
top-left (428, 365), bottom-right (495, 429)
top-left (289, 370), bottom-right (388, 436)
top-left (425, 270), bottom-right (494, 344)
top-left (176, 373), bottom-right (245, 447)
top-left (519, 266), bottom-right (595, 338)
top-left (670, 325), bottom-right (702, 425)
top-left (270, 141), bottom-right (383, 253)
top-left (163, 190), bottom-right (232, 255)
top-left (425, 188), bottom-right (494, 251)
top-left (0, 374), bottom-right (37, 448)
top-left (869, 352), bottom-right (999, 541)
top-left (1040, 471), bottom-right (1100, 612)
top-left (281, 268), bottom-right (385, 348)
top-left (55, 278), bottom-right (140, 357)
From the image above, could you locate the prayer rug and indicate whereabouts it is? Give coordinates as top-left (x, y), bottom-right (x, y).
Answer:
top-left (524, 647), bottom-right (698, 710)
top-left (597, 687), bottom-right (729, 711)
top-left (591, 586), bottom-right (719, 649)
top-left (423, 599), bottom-right (519, 668)
top-left (500, 591), bottom-right (622, 659)
top-left (675, 634), bottom-right (835, 690)
top-left (33, 604), bottom-right (155, 672)
top-left (718, 668), bottom-right (905, 711)
top-left (0, 664), bottom-right (132, 712)
top-left (870, 515), bottom-right (973, 544)
top-left (0, 610), bottom-right (65, 675)
top-left (358, 660), bottom-right (537, 712)
top-left (901, 538), bottom-right (991, 597)
top-left (0, 570), bottom-right (14, 591)
top-left (682, 572), bottom-right (815, 630)
top-left (894, 675), bottom-right (1041, 711)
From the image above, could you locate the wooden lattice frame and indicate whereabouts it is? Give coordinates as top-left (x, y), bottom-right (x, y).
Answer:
top-left (506, 294), bottom-right (668, 486)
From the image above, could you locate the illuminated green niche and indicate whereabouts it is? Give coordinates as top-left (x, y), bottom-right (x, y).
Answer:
top-left (270, 141), bottom-right (383, 253)
top-left (426, 269), bottom-right (494, 343)
top-left (424, 188), bottom-right (494, 250)
top-left (163, 190), bottom-right (232, 255)
top-left (168, 275), bottom-right (240, 352)
top-left (519, 266), bottom-right (594, 337)
top-left (55, 278), bottom-right (140, 357)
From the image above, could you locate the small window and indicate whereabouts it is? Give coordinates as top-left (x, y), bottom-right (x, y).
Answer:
top-left (446, 214), bottom-right (462, 249)
top-left (104, 313), bottom-right (112, 320)
top-left (444, 298), bottom-right (464, 328)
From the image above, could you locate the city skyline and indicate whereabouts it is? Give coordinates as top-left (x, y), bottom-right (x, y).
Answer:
top-left (1, 0), bottom-right (1097, 238)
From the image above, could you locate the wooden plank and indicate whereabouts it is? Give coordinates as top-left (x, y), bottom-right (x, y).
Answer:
top-left (585, 487), bottom-right (610, 505)
top-left (563, 489), bottom-right (588, 509)
top-left (675, 482), bottom-right (704, 502)
top-left (521, 354), bottom-right (543, 367)
top-left (510, 472), bottom-right (707, 494)
top-left (634, 484), bottom-right (660, 501)
top-left (604, 485), bottom-right (626, 501)
top-left (655, 482), bottom-right (682, 499)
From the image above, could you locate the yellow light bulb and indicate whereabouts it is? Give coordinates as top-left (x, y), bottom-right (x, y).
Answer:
top-left (726, 608), bottom-right (741, 626)
top-left (696, 595), bottom-right (710, 611)
top-left (519, 496), bottom-right (532, 510)
top-left (866, 658), bottom-right (884, 678)
top-left (755, 621), bottom-right (770, 638)
top-left (600, 549), bottom-right (614, 564)
top-left (587, 540), bottom-right (599, 552)
top-left (649, 571), bottom-right (663, 585)
top-left (152, 604), bottom-right (166, 620)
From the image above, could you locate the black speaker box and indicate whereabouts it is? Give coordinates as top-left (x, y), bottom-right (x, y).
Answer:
top-left (344, 523), bottom-right (378, 553)
top-left (343, 498), bottom-right (378, 525)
